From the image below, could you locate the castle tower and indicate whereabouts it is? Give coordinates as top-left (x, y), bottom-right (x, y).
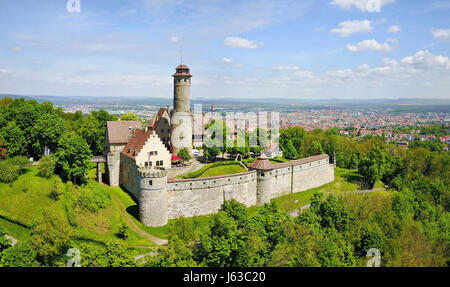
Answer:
top-left (248, 154), bottom-right (273, 205)
top-left (170, 64), bottom-right (193, 155)
top-left (138, 167), bottom-right (168, 227)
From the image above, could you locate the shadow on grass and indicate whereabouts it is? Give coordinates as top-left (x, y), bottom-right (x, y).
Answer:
top-left (126, 205), bottom-right (140, 222)
top-left (338, 170), bottom-right (370, 189)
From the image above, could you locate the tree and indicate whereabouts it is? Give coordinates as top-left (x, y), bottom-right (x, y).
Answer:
top-left (193, 212), bottom-right (240, 267)
top-left (74, 240), bottom-right (135, 267)
top-left (307, 140), bottom-right (324, 156)
top-left (119, 113), bottom-right (140, 122)
top-left (279, 126), bottom-right (305, 157)
top-left (31, 113), bottom-right (67, 158)
top-left (30, 209), bottom-right (71, 266)
top-left (283, 140), bottom-right (298, 159)
top-left (178, 148), bottom-right (192, 163)
top-left (358, 146), bottom-right (389, 187)
top-left (0, 121), bottom-right (27, 157)
top-left (54, 133), bottom-right (92, 184)
top-left (0, 226), bottom-right (11, 252)
top-left (116, 223), bottom-right (129, 240)
top-left (48, 178), bottom-right (63, 201)
top-left (37, 156), bottom-right (56, 178)
top-left (0, 242), bottom-right (41, 267)
top-left (0, 139), bottom-right (7, 160)
top-left (145, 236), bottom-right (197, 267)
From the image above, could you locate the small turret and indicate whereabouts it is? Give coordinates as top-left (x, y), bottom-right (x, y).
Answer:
top-left (249, 154), bottom-right (273, 205)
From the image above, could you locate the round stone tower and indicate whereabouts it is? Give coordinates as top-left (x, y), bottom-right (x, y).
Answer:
top-left (138, 167), bottom-right (168, 227)
top-left (248, 154), bottom-right (273, 206)
top-left (171, 64), bottom-right (193, 155)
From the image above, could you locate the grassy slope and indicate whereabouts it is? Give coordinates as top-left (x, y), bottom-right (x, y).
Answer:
top-left (0, 166), bottom-right (156, 252)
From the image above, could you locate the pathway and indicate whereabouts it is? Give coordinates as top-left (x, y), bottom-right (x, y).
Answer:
top-left (110, 194), bottom-right (168, 246)
top-left (4, 234), bottom-right (18, 246)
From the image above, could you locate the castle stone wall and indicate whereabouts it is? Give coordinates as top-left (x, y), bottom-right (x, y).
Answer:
top-left (107, 144), bottom-right (126, 186)
top-left (166, 171), bottom-right (257, 219)
top-left (123, 155), bottom-right (335, 227)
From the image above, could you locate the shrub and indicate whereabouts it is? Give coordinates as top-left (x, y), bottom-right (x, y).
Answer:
top-left (38, 156), bottom-right (55, 178)
top-left (77, 183), bottom-right (112, 212)
top-left (48, 178), bottom-right (63, 201)
top-left (0, 161), bottom-right (20, 183)
top-left (116, 223), bottom-right (129, 240)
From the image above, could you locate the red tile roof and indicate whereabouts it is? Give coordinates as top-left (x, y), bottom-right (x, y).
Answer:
top-left (248, 154), bottom-right (273, 170)
top-left (121, 129), bottom-right (152, 159)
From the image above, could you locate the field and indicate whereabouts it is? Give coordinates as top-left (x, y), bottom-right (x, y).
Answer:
top-left (0, 166), bottom-right (157, 256)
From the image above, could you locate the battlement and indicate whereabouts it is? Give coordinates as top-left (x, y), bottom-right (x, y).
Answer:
top-left (138, 166), bottom-right (167, 178)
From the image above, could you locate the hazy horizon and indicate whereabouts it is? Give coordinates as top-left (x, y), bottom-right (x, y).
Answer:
top-left (0, 0), bottom-right (449, 99)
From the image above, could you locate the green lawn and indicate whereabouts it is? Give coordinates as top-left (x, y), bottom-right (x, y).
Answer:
top-left (199, 165), bottom-right (247, 178)
top-left (0, 217), bottom-right (31, 241)
top-left (0, 166), bottom-right (156, 249)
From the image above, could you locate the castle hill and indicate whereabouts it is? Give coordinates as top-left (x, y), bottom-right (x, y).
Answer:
top-left (0, 0), bottom-right (448, 273)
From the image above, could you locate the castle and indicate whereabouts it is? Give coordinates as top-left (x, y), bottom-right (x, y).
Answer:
top-left (105, 64), bottom-right (335, 227)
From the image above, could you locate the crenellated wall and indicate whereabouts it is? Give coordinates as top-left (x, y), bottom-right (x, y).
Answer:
top-left (122, 154), bottom-right (335, 227)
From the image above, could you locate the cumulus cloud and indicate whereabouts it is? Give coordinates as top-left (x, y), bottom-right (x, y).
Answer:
top-left (12, 46), bottom-right (22, 51)
top-left (346, 39), bottom-right (397, 53)
top-left (400, 50), bottom-right (450, 70)
top-left (329, 0), bottom-right (396, 12)
top-left (330, 20), bottom-right (372, 37)
top-left (432, 29), bottom-right (450, 41)
top-left (223, 36), bottom-right (263, 49)
top-left (222, 57), bottom-right (234, 63)
top-left (169, 36), bottom-right (181, 43)
top-left (273, 65), bottom-right (300, 71)
top-left (387, 25), bottom-right (401, 33)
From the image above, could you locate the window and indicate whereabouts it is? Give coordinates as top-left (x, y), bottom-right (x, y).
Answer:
top-left (149, 180), bottom-right (153, 186)
top-left (159, 160), bottom-right (163, 166)
top-left (261, 172), bottom-right (265, 177)
top-left (156, 161), bottom-right (160, 166)
top-left (145, 162), bottom-right (149, 167)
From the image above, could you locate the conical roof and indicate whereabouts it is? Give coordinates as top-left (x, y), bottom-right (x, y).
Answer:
top-left (248, 154), bottom-right (273, 170)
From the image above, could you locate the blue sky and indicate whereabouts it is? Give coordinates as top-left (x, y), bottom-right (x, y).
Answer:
top-left (0, 0), bottom-right (449, 99)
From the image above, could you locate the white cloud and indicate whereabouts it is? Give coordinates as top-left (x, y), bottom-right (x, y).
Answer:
top-left (235, 63), bottom-right (245, 68)
top-left (0, 69), bottom-right (13, 74)
top-left (273, 65), bottom-right (300, 71)
top-left (346, 39), bottom-right (397, 53)
top-left (432, 29), bottom-right (450, 41)
top-left (330, 20), bottom-right (372, 37)
top-left (222, 57), bottom-right (234, 63)
top-left (223, 36), bottom-right (263, 49)
top-left (387, 25), bottom-right (401, 33)
top-left (400, 50), bottom-right (450, 70)
top-left (329, 0), bottom-right (396, 12)
top-left (12, 46), bottom-right (22, 51)
top-left (169, 36), bottom-right (181, 43)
